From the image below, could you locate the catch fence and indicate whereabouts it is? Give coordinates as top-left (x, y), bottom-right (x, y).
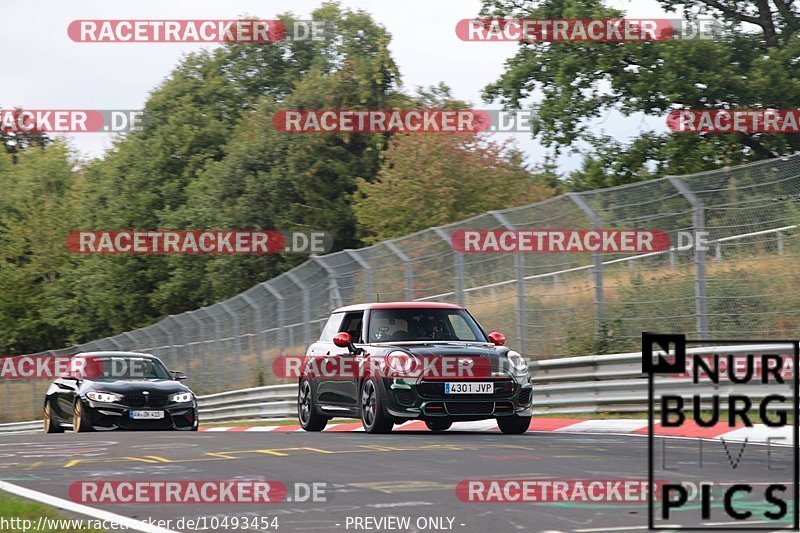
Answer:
top-left (4, 155), bottom-right (800, 421)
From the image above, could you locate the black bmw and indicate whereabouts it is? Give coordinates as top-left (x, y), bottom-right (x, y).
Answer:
top-left (298, 303), bottom-right (533, 434)
top-left (43, 351), bottom-right (198, 433)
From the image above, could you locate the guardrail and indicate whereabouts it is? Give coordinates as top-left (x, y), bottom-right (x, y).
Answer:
top-left (1, 343), bottom-right (792, 433)
top-left (199, 384), bottom-right (297, 421)
top-left (533, 343), bottom-right (795, 414)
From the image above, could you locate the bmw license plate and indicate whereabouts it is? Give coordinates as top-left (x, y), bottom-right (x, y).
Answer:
top-left (129, 410), bottom-right (164, 419)
top-left (445, 382), bottom-right (492, 394)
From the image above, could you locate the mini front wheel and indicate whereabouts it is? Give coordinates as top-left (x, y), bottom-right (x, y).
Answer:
top-left (360, 379), bottom-right (394, 434)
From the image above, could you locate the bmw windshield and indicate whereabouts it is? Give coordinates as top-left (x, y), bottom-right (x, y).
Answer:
top-left (79, 356), bottom-right (172, 381)
top-left (367, 309), bottom-right (488, 343)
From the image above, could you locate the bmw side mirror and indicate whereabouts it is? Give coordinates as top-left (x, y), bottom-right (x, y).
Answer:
top-left (171, 370), bottom-right (187, 381)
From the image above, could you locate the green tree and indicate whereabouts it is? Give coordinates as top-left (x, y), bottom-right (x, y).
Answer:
top-left (354, 133), bottom-right (555, 243)
top-left (0, 143), bottom-right (81, 353)
top-left (481, 0), bottom-right (800, 186)
top-left (60, 2), bottom-right (404, 326)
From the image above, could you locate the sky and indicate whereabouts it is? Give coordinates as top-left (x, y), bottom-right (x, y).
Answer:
top-left (1, 0), bottom-right (672, 174)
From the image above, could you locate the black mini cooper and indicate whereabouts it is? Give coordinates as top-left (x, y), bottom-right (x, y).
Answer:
top-left (43, 351), bottom-right (198, 432)
top-left (297, 303), bottom-right (532, 434)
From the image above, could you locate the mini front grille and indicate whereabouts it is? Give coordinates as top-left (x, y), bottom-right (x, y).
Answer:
top-left (417, 380), bottom-right (515, 399)
top-left (445, 401), bottom-right (495, 415)
top-left (395, 389), bottom-right (415, 406)
top-left (518, 388), bottom-right (532, 406)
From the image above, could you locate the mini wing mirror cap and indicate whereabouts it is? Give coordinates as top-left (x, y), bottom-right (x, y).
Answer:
top-left (333, 332), bottom-right (363, 355)
top-left (488, 332), bottom-right (506, 346)
top-left (333, 332), bottom-right (352, 348)
top-left (171, 370), bottom-right (188, 381)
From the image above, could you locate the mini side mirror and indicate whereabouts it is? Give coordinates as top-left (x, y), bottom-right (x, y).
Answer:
top-left (488, 331), bottom-right (506, 346)
top-left (333, 332), bottom-right (352, 348)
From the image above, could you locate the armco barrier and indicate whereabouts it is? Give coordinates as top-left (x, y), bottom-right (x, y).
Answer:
top-left (0, 343), bottom-right (793, 433)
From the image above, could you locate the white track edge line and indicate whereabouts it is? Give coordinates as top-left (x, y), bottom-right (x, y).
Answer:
top-left (544, 429), bottom-right (795, 447)
top-left (0, 480), bottom-right (179, 533)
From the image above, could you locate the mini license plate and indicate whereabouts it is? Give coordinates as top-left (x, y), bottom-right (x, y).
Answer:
top-left (129, 410), bottom-right (165, 419)
top-left (444, 382), bottom-right (492, 394)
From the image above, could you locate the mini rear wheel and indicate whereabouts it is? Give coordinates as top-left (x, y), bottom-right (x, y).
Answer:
top-left (425, 419), bottom-right (452, 432)
top-left (497, 415), bottom-right (531, 435)
top-left (298, 379), bottom-right (329, 431)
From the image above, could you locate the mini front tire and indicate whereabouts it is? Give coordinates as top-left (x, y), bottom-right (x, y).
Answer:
top-left (360, 379), bottom-right (394, 434)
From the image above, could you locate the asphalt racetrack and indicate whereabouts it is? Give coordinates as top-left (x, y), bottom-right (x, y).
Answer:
top-left (0, 429), bottom-right (794, 532)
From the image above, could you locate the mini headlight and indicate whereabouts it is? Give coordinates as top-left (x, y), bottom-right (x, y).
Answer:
top-left (86, 391), bottom-right (121, 403)
top-left (385, 351), bottom-right (420, 378)
top-left (506, 351), bottom-right (529, 374)
top-left (169, 392), bottom-right (193, 403)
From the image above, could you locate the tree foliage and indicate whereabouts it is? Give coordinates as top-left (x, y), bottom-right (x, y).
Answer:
top-left (0, 3), bottom-right (554, 353)
top-left (354, 133), bottom-right (554, 243)
top-left (480, 0), bottom-right (800, 186)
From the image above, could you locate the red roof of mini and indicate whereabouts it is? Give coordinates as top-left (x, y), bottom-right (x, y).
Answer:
top-left (333, 302), bottom-right (464, 313)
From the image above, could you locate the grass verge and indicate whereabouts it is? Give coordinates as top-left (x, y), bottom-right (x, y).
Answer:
top-left (0, 492), bottom-right (105, 532)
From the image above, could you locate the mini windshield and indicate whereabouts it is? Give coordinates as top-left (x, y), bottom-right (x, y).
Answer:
top-left (81, 356), bottom-right (172, 381)
top-left (368, 309), bottom-right (488, 343)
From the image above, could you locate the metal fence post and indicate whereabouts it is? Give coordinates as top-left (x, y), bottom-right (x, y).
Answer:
top-left (192, 308), bottom-right (215, 390)
top-left (169, 316), bottom-right (186, 372)
top-left (220, 302), bottom-right (242, 386)
top-left (262, 282), bottom-right (286, 356)
top-left (170, 312), bottom-right (193, 382)
top-left (433, 228), bottom-right (463, 306)
top-left (141, 329), bottom-right (158, 354)
top-left (568, 193), bottom-right (604, 334)
top-left (490, 211), bottom-right (527, 354)
top-left (153, 322), bottom-right (175, 370)
top-left (240, 294), bottom-right (263, 376)
top-left (121, 332), bottom-right (137, 351)
top-left (345, 249), bottom-right (373, 302)
top-left (311, 255), bottom-right (343, 309)
top-left (209, 308), bottom-right (224, 391)
top-left (4, 375), bottom-right (11, 422)
top-left (668, 176), bottom-right (709, 340)
top-left (386, 241), bottom-right (414, 300)
top-left (106, 337), bottom-right (123, 350)
top-left (286, 272), bottom-right (312, 346)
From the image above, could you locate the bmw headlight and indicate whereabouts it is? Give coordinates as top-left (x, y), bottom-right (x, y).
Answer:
top-left (86, 391), bottom-right (121, 403)
top-left (506, 351), bottom-right (529, 375)
top-left (169, 392), bottom-right (194, 403)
